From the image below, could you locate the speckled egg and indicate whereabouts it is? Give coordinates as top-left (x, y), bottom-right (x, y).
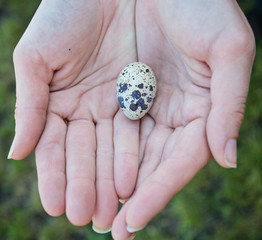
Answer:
top-left (117, 62), bottom-right (157, 120)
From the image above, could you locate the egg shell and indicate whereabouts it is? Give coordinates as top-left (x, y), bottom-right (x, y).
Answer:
top-left (116, 62), bottom-right (157, 120)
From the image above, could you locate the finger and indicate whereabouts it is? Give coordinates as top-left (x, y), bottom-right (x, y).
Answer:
top-left (9, 46), bottom-right (52, 159)
top-left (65, 119), bottom-right (96, 226)
top-left (138, 115), bottom-right (155, 165)
top-left (114, 110), bottom-right (139, 199)
top-left (125, 119), bottom-right (211, 232)
top-left (92, 119), bottom-right (118, 233)
top-left (35, 113), bottom-right (66, 216)
top-left (112, 200), bottom-right (136, 240)
top-left (207, 29), bottom-right (255, 168)
top-left (161, 126), bottom-right (183, 161)
top-left (136, 124), bottom-right (173, 187)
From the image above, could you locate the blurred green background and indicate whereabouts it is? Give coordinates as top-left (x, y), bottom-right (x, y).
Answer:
top-left (0, 1), bottom-right (261, 239)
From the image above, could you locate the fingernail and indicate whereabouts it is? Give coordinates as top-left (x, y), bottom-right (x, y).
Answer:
top-left (92, 224), bottom-right (112, 234)
top-left (7, 137), bottom-right (16, 159)
top-left (126, 225), bottom-right (144, 233)
top-left (119, 198), bottom-right (128, 204)
top-left (224, 139), bottom-right (237, 168)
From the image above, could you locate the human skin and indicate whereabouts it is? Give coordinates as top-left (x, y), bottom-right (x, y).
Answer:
top-left (8, 0), bottom-right (255, 239)
top-left (9, 0), bottom-right (139, 230)
top-left (111, 0), bottom-right (255, 239)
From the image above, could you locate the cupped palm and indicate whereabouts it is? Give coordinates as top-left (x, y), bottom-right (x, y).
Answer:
top-left (112, 0), bottom-right (255, 238)
top-left (12, 0), bottom-right (137, 228)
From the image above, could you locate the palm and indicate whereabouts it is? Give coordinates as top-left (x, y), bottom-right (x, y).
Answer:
top-left (44, 0), bottom-right (136, 227)
top-left (11, 0), bottom-right (254, 237)
top-left (13, 0), bottom-right (136, 228)
top-left (135, 0), bottom-right (212, 186)
top-left (112, 0), bottom-right (255, 238)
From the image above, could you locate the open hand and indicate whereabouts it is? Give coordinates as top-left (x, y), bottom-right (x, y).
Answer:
top-left (112, 0), bottom-right (255, 239)
top-left (9, 0), bottom-right (137, 230)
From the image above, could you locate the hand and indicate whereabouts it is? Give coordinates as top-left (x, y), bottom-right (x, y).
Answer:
top-left (9, 0), bottom-right (138, 230)
top-left (112, 0), bottom-right (255, 239)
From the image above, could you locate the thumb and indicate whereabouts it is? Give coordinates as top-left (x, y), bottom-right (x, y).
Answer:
top-left (8, 45), bottom-right (52, 160)
top-left (207, 31), bottom-right (255, 168)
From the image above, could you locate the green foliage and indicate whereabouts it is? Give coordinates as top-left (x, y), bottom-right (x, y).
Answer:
top-left (237, 0), bottom-right (255, 12)
top-left (0, 0), bottom-right (261, 239)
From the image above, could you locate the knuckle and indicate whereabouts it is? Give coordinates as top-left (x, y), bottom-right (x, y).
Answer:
top-left (214, 26), bottom-right (256, 59)
top-left (13, 44), bottom-right (23, 63)
top-left (231, 102), bottom-right (245, 128)
top-left (234, 30), bottom-right (256, 56)
top-left (13, 41), bottom-right (29, 63)
top-left (13, 41), bottom-right (44, 65)
top-left (214, 101), bottom-right (246, 133)
top-left (235, 33), bottom-right (255, 57)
